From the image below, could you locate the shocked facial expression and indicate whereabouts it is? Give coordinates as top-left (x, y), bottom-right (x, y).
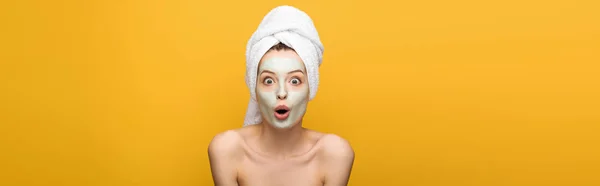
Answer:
top-left (256, 51), bottom-right (309, 128)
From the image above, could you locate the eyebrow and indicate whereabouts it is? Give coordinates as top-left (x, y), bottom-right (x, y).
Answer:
top-left (287, 69), bottom-right (304, 74)
top-left (260, 70), bottom-right (276, 76)
top-left (260, 69), bottom-right (305, 75)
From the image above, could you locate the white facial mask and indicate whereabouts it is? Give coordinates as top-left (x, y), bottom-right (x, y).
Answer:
top-left (256, 57), bottom-right (309, 128)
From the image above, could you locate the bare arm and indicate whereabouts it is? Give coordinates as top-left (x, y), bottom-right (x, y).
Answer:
top-left (208, 131), bottom-right (242, 186)
top-left (321, 134), bottom-right (355, 186)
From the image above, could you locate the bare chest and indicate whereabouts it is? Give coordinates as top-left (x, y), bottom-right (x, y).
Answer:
top-left (237, 154), bottom-right (323, 186)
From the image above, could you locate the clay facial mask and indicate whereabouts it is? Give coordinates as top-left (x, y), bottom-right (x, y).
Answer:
top-left (256, 57), bottom-right (309, 128)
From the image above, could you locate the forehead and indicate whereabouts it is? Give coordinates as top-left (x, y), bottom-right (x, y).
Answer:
top-left (258, 50), bottom-right (306, 71)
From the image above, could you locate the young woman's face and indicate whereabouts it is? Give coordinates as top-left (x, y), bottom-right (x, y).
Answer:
top-left (256, 50), bottom-right (309, 128)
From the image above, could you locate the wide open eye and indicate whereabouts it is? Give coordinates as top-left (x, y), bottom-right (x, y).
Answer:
top-left (263, 78), bottom-right (274, 85)
top-left (290, 78), bottom-right (301, 85)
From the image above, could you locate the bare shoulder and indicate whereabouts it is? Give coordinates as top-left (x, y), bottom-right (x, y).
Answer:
top-left (208, 129), bottom-right (248, 185)
top-left (207, 130), bottom-right (244, 157)
top-left (319, 134), bottom-right (355, 159)
top-left (317, 134), bottom-right (355, 185)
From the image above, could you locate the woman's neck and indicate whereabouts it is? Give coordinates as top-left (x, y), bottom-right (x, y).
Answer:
top-left (258, 120), bottom-right (306, 159)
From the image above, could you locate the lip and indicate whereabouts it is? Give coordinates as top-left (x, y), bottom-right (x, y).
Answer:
top-left (273, 105), bottom-right (290, 120)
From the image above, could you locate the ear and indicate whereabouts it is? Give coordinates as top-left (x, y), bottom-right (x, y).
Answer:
top-left (306, 90), bottom-right (311, 100)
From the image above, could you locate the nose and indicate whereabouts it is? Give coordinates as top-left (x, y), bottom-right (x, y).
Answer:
top-left (277, 93), bottom-right (287, 100)
top-left (277, 81), bottom-right (287, 100)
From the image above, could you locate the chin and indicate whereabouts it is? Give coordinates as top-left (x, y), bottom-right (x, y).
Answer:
top-left (270, 120), bottom-right (295, 129)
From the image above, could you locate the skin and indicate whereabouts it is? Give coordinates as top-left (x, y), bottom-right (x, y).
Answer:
top-left (256, 57), bottom-right (309, 129)
top-left (208, 49), bottom-right (355, 186)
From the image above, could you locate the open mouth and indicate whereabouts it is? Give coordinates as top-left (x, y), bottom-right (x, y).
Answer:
top-left (274, 105), bottom-right (290, 120)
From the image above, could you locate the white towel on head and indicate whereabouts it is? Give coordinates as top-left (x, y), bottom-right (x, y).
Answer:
top-left (243, 5), bottom-right (324, 126)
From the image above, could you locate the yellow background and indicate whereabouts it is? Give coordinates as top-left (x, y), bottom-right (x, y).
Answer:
top-left (1, 0), bottom-right (599, 185)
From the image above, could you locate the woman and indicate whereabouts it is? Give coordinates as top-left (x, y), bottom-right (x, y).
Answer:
top-left (208, 5), bottom-right (354, 186)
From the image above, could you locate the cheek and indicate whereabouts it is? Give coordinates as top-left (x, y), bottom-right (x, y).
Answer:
top-left (257, 87), bottom-right (277, 106)
top-left (287, 85), bottom-right (309, 103)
